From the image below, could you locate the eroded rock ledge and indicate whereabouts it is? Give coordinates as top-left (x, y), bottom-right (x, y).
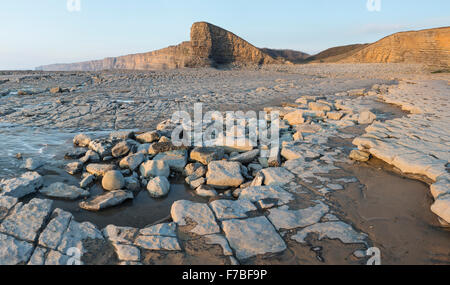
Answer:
top-left (353, 77), bottom-right (450, 225)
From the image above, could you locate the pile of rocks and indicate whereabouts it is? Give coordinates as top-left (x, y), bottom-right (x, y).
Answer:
top-left (54, 89), bottom-right (380, 212)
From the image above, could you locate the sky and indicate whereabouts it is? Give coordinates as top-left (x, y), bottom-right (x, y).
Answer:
top-left (0, 0), bottom-right (449, 70)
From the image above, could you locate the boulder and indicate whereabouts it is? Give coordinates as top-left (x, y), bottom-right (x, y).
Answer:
top-left (140, 160), bottom-right (170, 178)
top-left (88, 139), bottom-right (112, 158)
top-left (111, 141), bottom-right (132, 158)
top-left (80, 174), bottom-right (95, 189)
top-left (183, 163), bottom-right (206, 177)
top-left (22, 158), bottom-right (44, 171)
top-left (309, 102), bottom-right (331, 112)
top-left (119, 153), bottom-right (145, 171)
top-left (65, 161), bottom-right (83, 175)
top-left (284, 110), bottom-right (305, 126)
top-left (327, 112), bottom-right (344, 120)
top-left (50, 87), bottom-right (63, 94)
top-left (124, 177), bottom-right (140, 192)
top-left (102, 170), bottom-right (125, 191)
top-left (109, 131), bottom-right (134, 140)
top-left (206, 161), bottom-right (244, 188)
top-left (195, 185), bottom-right (218, 198)
top-left (147, 176), bottom-right (171, 198)
top-left (185, 175), bottom-right (205, 189)
top-left (64, 148), bottom-right (87, 159)
top-left (148, 142), bottom-right (184, 155)
top-left (358, 110), bottom-right (377, 125)
top-left (190, 147), bottom-right (225, 165)
top-left (136, 131), bottom-right (160, 143)
top-left (86, 164), bottom-right (116, 176)
top-left (153, 149), bottom-right (187, 172)
top-left (79, 150), bottom-right (100, 164)
top-left (73, 134), bottom-right (91, 147)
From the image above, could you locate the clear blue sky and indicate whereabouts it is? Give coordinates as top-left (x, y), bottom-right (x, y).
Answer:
top-left (0, 0), bottom-right (448, 70)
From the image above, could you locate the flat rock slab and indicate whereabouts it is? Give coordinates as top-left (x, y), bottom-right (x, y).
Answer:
top-left (103, 225), bottom-right (138, 245)
top-left (0, 196), bottom-right (18, 220)
top-left (204, 234), bottom-right (233, 256)
top-left (239, 186), bottom-right (294, 208)
top-left (79, 190), bottom-right (133, 211)
top-left (86, 164), bottom-right (116, 176)
top-left (291, 221), bottom-right (368, 245)
top-left (229, 149), bottom-right (260, 164)
top-left (134, 235), bottom-right (181, 251)
top-left (139, 160), bottom-right (170, 178)
top-left (57, 220), bottom-right (104, 254)
top-left (206, 161), bottom-right (244, 188)
top-left (209, 199), bottom-right (257, 221)
top-left (171, 200), bottom-right (220, 235)
top-left (0, 172), bottom-right (43, 198)
top-left (431, 194), bottom-right (450, 224)
top-left (139, 223), bottom-right (177, 237)
top-left (268, 201), bottom-right (329, 230)
top-left (222, 216), bottom-right (286, 260)
top-left (40, 182), bottom-right (89, 200)
top-left (190, 147), bottom-right (225, 165)
top-left (0, 198), bottom-right (53, 242)
top-left (38, 209), bottom-right (73, 250)
top-left (112, 243), bottom-right (141, 262)
top-left (261, 167), bottom-right (295, 186)
top-left (0, 233), bottom-right (35, 265)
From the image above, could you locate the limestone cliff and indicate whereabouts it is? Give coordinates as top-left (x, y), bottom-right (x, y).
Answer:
top-left (190, 22), bottom-right (278, 65)
top-left (338, 27), bottom-right (450, 68)
top-left (37, 22), bottom-right (280, 71)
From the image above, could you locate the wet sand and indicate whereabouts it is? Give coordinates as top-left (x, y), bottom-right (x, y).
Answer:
top-left (331, 159), bottom-right (450, 265)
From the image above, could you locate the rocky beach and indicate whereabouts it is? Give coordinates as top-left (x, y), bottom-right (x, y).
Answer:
top-left (0, 63), bottom-right (449, 265)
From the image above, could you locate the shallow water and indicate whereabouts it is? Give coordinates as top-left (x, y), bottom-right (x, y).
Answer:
top-left (0, 124), bottom-right (202, 229)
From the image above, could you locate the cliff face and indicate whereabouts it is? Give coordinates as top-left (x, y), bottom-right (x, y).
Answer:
top-left (37, 22), bottom-right (280, 71)
top-left (338, 27), bottom-right (450, 68)
top-left (190, 22), bottom-right (278, 65)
